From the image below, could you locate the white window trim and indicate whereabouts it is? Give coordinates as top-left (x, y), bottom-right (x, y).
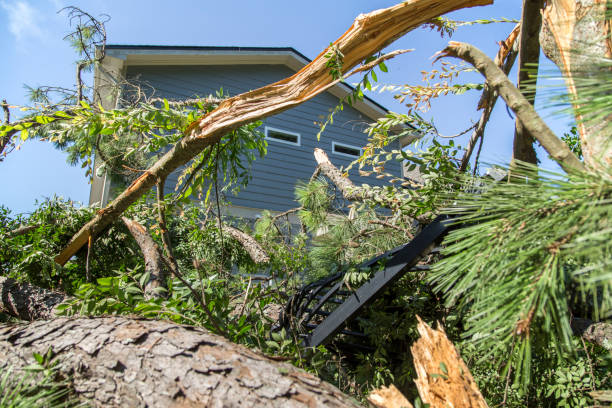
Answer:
top-left (265, 126), bottom-right (301, 146)
top-left (332, 141), bottom-right (363, 159)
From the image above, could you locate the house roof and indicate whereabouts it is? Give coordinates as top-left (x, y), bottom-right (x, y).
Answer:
top-left (104, 45), bottom-right (415, 143)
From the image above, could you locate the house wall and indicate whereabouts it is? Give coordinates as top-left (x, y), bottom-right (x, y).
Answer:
top-left (125, 64), bottom-right (402, 214)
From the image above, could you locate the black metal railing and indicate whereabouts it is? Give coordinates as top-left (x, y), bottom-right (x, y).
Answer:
top-left (276, 215), bottom-right (453, 348)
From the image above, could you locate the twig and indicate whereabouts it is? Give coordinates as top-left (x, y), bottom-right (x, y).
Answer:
top-left (368, 219), bottom-right (414, 238)
top-left (85, 232), bottom-right (93, 282)
top-left (156, 178), bottom-right (178, 275)
top-left (213, 143), bottom-right (226, 277)
top-left (159, 255), bottom-right (227, 336)
top-left (1, 99), bottom-right (8, 124)
top-left (237, 277), bottom-right (252, 319)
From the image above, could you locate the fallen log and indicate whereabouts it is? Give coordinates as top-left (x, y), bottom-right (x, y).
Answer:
top-left (0, 316), bottom-right (359, 407)
top-left (55, 0), bottom-right (493, 266)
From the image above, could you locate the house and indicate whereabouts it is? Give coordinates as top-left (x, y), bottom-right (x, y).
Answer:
top-left (89, 46), bottom-right (412, 220)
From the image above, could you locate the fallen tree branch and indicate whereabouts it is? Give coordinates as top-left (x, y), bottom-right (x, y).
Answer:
top-left (460, 25), bottom-right (520, 172)
top-left (55, 0), bottom-right (493, 266)
top-left (314, 148), bottom-right (398, 205)
top-left (571, 317), bottom-right (612, 350)
top-left (6, 224), bottom-right (40, 238)
top-left (411, 316), bottom-right (488, 408)
top-left (121, 217), bottom-right (167, 299)
top-left (0, 276), bottom-right (66, 320)
top-left (437, 41), bottom-right (586, 174)
top-left (0, 316), bottom-right (359, 407)
top-left (368, 384), bottom-right (413, 408)
top-left (222, 225), bottom-right (270, 264)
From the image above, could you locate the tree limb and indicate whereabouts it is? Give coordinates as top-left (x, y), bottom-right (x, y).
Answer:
top-left (121, 217), bottom-right (167, 299)
top-left (6, 224), bottom-right (39, 238)
top-left (222, 225), bottom-right (270, 264)
top-left (438, 41), bottom-right (586, 173)
top-left (55, 0), bottom-right (493, 266)
top-left (460, 25), bottom-right (520, 172)
top-left (0, 276), bottom-right (66, 320)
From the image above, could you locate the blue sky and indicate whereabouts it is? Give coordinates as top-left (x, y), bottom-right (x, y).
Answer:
top-left (0, 0), bottom-right (573, 214)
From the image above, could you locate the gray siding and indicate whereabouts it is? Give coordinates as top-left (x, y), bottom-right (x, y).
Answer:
top-left (126, 64), bottom-right (402, 213)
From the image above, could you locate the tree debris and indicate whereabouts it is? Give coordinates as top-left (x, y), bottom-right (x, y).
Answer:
top-left (411, 316), bottom-right (488, 408)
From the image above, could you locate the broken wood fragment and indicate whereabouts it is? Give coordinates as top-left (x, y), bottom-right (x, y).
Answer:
top-left (368, 384), bottom-right (413, 408)
top-left (411, 316), bottom-right (488, 408)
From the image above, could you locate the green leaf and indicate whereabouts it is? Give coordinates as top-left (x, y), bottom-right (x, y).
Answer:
top-left (379, 61), bottom-right (388, 72)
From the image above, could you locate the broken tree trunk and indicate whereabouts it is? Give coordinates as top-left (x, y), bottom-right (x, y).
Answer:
top-left (0, 316), bottom-right (359, 407)
top-left (55, 0), bottom-right (493, 266)
top-left (540, 0), bottom-right (612, 173)
top-left (411, 316), bottom-right (488, 408)
top-left (512, 0), bottom-right (544, 166)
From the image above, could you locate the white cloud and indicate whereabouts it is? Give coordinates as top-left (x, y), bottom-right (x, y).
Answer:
top-left (0, 0), bottom-right (46, 42)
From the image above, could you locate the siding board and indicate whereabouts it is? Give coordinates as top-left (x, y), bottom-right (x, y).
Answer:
top-left (126, 64), bottom-right (401, 214)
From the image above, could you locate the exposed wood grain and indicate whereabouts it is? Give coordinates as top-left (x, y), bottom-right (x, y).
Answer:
top-left (411, 316), bottom-right (488, 408)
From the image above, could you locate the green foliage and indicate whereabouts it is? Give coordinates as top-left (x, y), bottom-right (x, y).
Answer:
top-left (0, 353), bottom-right (80, 408)
top-left (430, 165), bottom-right (612, 389)
top-left (562, 126), bottom-right (582, 160)
top-left (0, 197), bottom-right (138, 291)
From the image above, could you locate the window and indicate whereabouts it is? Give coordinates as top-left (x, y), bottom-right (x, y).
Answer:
top-left (332, 141), bottom-right (362, 158)
top-left (265, 126), bottom-right (300, 146)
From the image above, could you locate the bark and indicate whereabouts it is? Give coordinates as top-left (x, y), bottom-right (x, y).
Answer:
top-left (0, 99), bottom-right (11, 158)
top-left (0, 316), bottom-right (359, 408)
top-left (314, 148), bottom-right (399, 205)
top-left (540, 0), bottom-right (612, 173)
top-left (0, 276), bottom-right (66, 320)
top-left (55, 0), bottom-right (493, 266)
top-left (512, 0), bottom-right (544, 166)
top-left (121, 217), bottom-right (167, 299)
top-left (571, 317), bottom-right (612, 349)
top-left (460, 24), bottom-right (520, 172)
top-left (438, 41), bottom-right (586, 173)
top-left (6, 224), bottom-right (39, 238)
top-left (411, 316), bottom-right (488, 408)
top-left (222, 225), bottom-right (270, 264)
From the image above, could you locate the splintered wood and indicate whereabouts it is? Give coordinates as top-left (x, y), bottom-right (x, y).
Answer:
top-left (411, 316), bottom-right (488, 408)
top-left (368, 384), bottom-right (413, 408)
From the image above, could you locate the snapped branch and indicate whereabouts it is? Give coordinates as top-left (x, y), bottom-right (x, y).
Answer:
top-left (438, 41), bottom-right (586, 174)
